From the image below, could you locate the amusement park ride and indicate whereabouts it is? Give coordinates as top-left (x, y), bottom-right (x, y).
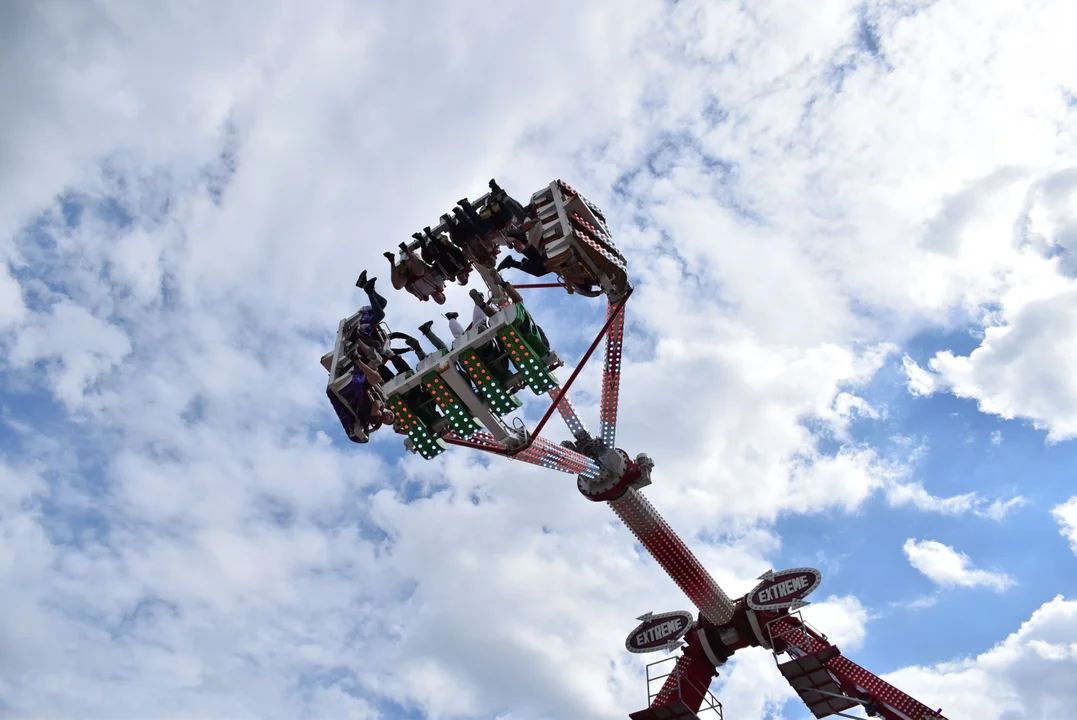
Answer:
top-left (323, 180), bottom-right (948, 720)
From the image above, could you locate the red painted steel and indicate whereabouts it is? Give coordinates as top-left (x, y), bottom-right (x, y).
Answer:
top-left (548, 386), bottom-right (589, 439)
top-left (370, 182), bottom-right (949, 720)
top-left (651, 640), bottom-right (717, 712)
top-left (768, 615), bottom-right (947, 720)
top-left (513, 435), bottom-right (598, 476)
top-left (528, 288), bottom-right (631, 443)
top-left (607, 487), bottom-right (736, 626)
top-left (436, 289), bottom-right (630, 461)
top-left (442, 431), bottom-right (595, 475)
top-left (599, 300), bottom-right (626, 447)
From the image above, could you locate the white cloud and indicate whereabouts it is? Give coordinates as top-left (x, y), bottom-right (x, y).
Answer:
top-left (979, 496), bottom-right (1028, 521)
top-left (926, 285), bottom-right (1077, 442)
top-left (903, 539), bottom-right (1015, 592)
top-left (886, 595), bottom-right (1077, 720)
top-left (8, 300), bottom-right (132, 411)
top-left (0, 0), bottom-right (1075, 718)
top-left (872, 436), bottom-right (1025, 521)
top-left (891, 593), bottom-right (940, 611)
top-left (1052, 496), bottom-right (1077, 554)
top-left (0, 263), bottom-right (26, 328)
top-left (895, 169), bottom-right (1077, 441)
top-left (902, 355), bottom-right (938, 397)
top-left (800, 594), bottom-right (869, 651)
top-left (886, 482), bottom-right (1026, 521)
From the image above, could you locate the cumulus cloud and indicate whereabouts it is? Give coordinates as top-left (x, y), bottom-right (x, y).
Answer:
top-left (8, 300), bottom-right (131, 410)
top-left (903, 539), bottom-right (1015, 592)
top-left (902, 355), bottom-right (938, 397)
top-left (1, 0), bottom-right (1076, 718)
top-left (1052, 496), bottom-right (1077, 554)
top-left (886, 482), bottom-right (1026, 521)
top-left (926, 286), bottom-right (1077, 442)
top-left (800, 594), bottom-right (869, 651)
top-left (898, 172), bottom-right (1077, 441)
top-left (886, 595), bottom-right (1077, 719)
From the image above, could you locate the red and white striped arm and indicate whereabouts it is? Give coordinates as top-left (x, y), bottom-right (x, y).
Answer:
top-left (768, 615), bottom-right (948, 720)
top-left (608, 488), bottom-right (736, 626)
top-left (513, 435), bottom-right (601, 477)
top-left (547, 386), bottom-right (590, 440)
top-left (599, 299), bottom-right (626, 448)
top-left (442, 431), bottom-right (599, 477)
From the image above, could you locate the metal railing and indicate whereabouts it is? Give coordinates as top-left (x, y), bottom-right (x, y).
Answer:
top-left (764, 610), bottom-right (829, 660)
top-left (644, 655), bottom-right (724, 719)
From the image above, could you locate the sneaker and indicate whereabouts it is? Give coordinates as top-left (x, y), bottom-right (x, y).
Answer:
top-left (497, 256), bottom-right (515, 272)
top-left (418, 320), bottom-right (434, 334)
top-left (504, 283), bottom-right (523, 304)
top-left (445, 311), bottom-right (459, 320)
top-left (356, 270), bottom-right (367, 288)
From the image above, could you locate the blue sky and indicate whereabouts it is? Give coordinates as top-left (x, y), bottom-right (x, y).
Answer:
top-left (773, 346), bottom-right (1074, 661)
top-left (3, 2), bottom-right (1077, 720)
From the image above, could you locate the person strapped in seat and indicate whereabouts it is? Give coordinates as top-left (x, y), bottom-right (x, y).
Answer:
top-left (324, 272), bottom-right (417, 443)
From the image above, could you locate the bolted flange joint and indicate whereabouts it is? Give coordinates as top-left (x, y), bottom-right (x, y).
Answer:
top-left (577, 448), bottom-right (647, 502)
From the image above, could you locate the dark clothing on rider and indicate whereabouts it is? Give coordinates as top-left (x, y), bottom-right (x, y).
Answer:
top-left (420, 325), bottom-right (449, 352)
top-left (452, 206), bottom-right (481, 238)
top-left (425, 228), bottom-right (469, 268)
top-left (443, 213), bottom-right (494, 266)
top-left (498, 244), bottom-right (551, 278)
top-left (516, 245), bottom-right (550, 277)
top-left (377, 349), bottom-right (414, 381)
top-left (355, 281), bottom-right (395, 357)
top-left (417, 232), bottom-right (465, 277)
top-left (353, 280), bottom-right (414, 379)
top-left (487, 179), bottom-right (529, 223)
top-left (458, 198), bottom-right (501, 236)
top-left (355, 281), bottom-right (389, 350)
top-left (361, 281), bottom-right (387, 323)
top-left (328, 372), bottom-right (372, 443)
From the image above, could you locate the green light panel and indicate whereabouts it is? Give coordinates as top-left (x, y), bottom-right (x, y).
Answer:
top-left (422, 373), bottom-right (479, 439)
top-left (459, 350), bottom-right (522, 416)
top-left (497, 327), bottom-right (557, 395)
top-left (388, 395), bottom-right (447, 460)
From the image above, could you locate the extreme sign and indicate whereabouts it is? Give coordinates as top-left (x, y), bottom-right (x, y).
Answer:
top-left (746, 567), bottom-right (822, 612)
top-left (624, 610), bottom-right (695, 654)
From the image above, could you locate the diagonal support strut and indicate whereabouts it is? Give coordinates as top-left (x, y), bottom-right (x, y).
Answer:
top-left (599, 298), bottom-right (626, 448)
